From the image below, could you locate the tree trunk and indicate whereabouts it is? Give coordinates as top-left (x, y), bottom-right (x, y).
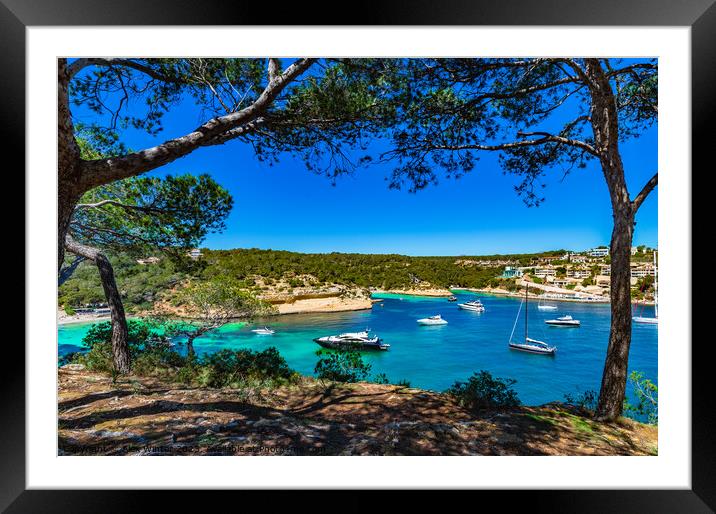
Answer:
top-left (583, 59), bottom-right (637, 421)
top-left (595, 206), bottom-right (634, 420)
top-left (58, 58), bottom-right (82, 270)
top-left (186, 335), bottom-right (197, 361)
top-left (58, 255), bottom-right (85, 286)
top-left (58, 187), bottom-right (81, 270)
top-left (96, 254), bottom-right (131, 374)
top-left (65, 237), bottom-right (131, 374)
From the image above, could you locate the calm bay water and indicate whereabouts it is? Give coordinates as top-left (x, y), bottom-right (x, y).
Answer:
top-left (58, 291), bottom-right (657, 406)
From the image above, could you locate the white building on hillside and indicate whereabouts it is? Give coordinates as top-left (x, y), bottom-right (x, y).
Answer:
top-left (588, 247), bottom-right (609, 258)
top-left (566, 268), bottom-right (591, 279)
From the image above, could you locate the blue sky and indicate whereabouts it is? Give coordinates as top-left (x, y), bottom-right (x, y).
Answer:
top-left (72, 61), bottom-right (658, 256)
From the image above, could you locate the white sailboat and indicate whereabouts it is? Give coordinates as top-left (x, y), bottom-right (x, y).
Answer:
top-left (509, 284), bottom-right (557, 355)
top-left (633, 250), bottom-right (658, 325)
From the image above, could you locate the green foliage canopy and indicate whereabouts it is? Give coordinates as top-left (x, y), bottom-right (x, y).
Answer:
top-left (70, 173), bottom-right (233, 261)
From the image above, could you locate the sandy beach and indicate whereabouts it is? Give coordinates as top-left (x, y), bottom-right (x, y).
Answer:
top-left (58, 310), bottom-right (112, 325)
top-left (275, 296), bottom-right (372, 315)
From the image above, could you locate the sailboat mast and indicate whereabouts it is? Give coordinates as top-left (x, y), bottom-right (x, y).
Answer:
top-left (525, 283), bottom-right (528, 342)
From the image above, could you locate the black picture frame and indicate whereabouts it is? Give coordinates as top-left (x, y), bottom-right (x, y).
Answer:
top-left (6, 0), bottom-right (713, 511)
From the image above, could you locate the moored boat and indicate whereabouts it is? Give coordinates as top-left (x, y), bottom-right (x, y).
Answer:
top-left (509, 338), bottom-right (557, 355)
top-left (251, 326), bottom-right (275, 335)
top-left (537, 303), bottom-right (558, 311)
top-left (447, 295), bottom-right (457, 302)
top-left (508, 284), bottom-right (557, 356)
top-left (417, 314), bottom-right (448, 325)
top-left (545, 315), bottom-right (580, 327)
top-left (458, 300), bottom-right (485, 312)
top-left (313, 330), bottom-right (390, 351)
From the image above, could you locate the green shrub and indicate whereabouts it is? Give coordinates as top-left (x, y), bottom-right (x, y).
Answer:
top-left (314, 348), bottom-right (372, 383)
top-left (198, 347), bottom-right (294, 388)
top-left (446, 370), bottom-right (520, 411)
top-left (373, 373), bottom-right (390, 384)
top-left (372, 373), bottom-right (410, 387)
top-left (73, 319), bottom-right (168, 373)
top-left (563, 389), bottom-right (598, 411)
top-left (132, 344), bottom-right (186, 377)
top-left (63, 305), bottom-right (76, 316)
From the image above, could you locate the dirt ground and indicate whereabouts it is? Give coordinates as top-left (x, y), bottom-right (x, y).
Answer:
top-left (58, 366), bottom-right (657, 456)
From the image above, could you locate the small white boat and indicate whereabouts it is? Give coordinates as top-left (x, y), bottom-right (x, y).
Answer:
top-left (633, 316), bottom-right (658, 325)
top-left (251, 326), bottom-right (275, 335)
top-left (417, 314), bottom-right (448, 325)
top-left (545, 315), bottom-right (580, 327)
top-left (537, 303), bottom-right (558, 311)
top-left (458, 300), bottom-right (485, 312)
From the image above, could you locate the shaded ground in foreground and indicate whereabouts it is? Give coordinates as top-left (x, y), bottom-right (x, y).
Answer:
top-left (58, 367), bottom-right (657, 456)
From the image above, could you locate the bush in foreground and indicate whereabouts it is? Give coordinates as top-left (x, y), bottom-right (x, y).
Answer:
top-left (563, 389), bottom-right (598, 412)
top-left (314, 348), bottom-right (372, 383)
top-left (197, 347), bottom-right (295, 388)
top-left (373, 373), bottom-right (410, 387)
top-left (68, 321), bottom-right (296, 389)
top-left (446, 370), bottom-right (521, 412)
top-left (73, 319), bottom-right (171, 374)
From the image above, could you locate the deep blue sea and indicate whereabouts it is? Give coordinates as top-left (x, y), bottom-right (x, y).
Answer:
top-left (58, 291), bottom-right (658, 407)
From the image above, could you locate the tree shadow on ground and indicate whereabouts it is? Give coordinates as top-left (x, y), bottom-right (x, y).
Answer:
top-left (58, 371), bottom-right (656, 456)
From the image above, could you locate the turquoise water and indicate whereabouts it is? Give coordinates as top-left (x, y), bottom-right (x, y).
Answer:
top-left (58, 291), bottom-right (657, 406)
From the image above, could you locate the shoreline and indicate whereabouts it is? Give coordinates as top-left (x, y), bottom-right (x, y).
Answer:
top-left (58, 294), bottom-right (373, 327)
top-left (58, 313), bottom-right (113, 326)
top-left (454, 287), bottom-right (613, 304)
top-left (372, 288), bottom-right (453, 298)
top-left (59, 286), bottom-right (654, 326)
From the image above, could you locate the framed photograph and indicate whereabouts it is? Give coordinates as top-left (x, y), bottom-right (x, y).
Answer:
top-left (10, 0), bottom-right (713, 510)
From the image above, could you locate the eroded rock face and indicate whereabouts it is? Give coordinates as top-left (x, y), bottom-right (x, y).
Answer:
top-left (58, 369), bottom-right (658, 457)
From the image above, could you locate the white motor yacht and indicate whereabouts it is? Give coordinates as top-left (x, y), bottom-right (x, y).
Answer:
top-left (313, 330), bottom-right (390, 351)
top-left (251, 326), bottom-right (275, 335)
top-left (545, 315), bottom-right (581, 327)
top-left (458, 300), bottom-right (485, 312)
top-left (417, 314), bottom-right (448, 325)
